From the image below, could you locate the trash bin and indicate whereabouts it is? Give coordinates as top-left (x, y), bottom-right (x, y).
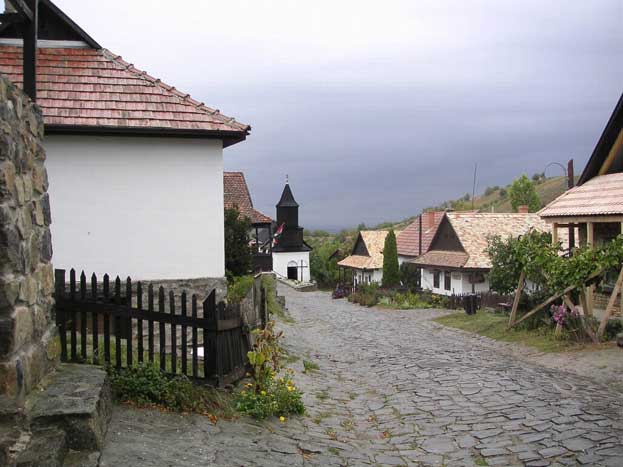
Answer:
top-left (463, 294), bottom-right (478, 315)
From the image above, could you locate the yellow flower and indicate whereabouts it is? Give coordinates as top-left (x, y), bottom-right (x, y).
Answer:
top-left (261, 390), bottom-right (267, 396)
top-left (287, 386), bottom-right (293, 392)
top-left (279, 416), bottom-right (286, 423)
top-left (241, 390), bottom-right (246, 395)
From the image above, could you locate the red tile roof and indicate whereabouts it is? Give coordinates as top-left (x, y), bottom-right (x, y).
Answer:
top-left (396, 212), bottom-right (445, 257)
top-left (224, 172), bottom-right (272, 224)
top-left (0, 46), bottom-right (249, 144)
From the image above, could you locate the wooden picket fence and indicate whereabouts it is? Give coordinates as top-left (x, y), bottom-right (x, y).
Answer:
top-left (447, 291), bottom-right (513, 311)
top-left (54, 269), bottom-right (259, 386)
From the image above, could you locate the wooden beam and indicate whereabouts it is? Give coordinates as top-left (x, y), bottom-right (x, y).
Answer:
top-left (586, 221), bottom-right (594, 246)
top-left (508, 268), bottom-right (604, 329)
top-left (8, 0), bottom-right (33, 21)
top-left (562, 294), bottom-right (599, 344)
top-left (543, 216), bottom-right (623, 225)
top-left (508, 271), bottom-right (525, 326)
top-left (597, 266), bottom-right (623, 337)
top-left (21, 0), bottom-right (38, 101)
top-left (598, 128), bottom-right (623, 176)
top-left (0, 13), bottom-right (23, 23)
top-left (552, 223), bottom-right (559, 246)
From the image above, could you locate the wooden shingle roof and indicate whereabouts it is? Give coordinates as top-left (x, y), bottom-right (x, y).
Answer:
top-left (0, 46), bottom-right (249, 145)
top-left (338, 231), bottom-right (388, 270)
top-left (224, 172), bottom-right (272, 225)
top-left (414, 213), bottom-right (550, 270)
top-left (539, 173), bottom-right (623, 219)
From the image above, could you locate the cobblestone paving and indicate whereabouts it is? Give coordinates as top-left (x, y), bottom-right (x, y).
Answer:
top-left (100, 286), bottom-right (623, 466)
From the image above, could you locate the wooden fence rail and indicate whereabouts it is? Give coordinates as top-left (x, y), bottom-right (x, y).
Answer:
top-left (447, 291), bottom-right (513, 311)
top-left (54, 268), bottom-right (255, 386)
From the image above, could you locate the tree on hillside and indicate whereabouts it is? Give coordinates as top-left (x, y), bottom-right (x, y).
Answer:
top-left (509, 175), bottom-right (540, 212)
top-left (382, 230), bottom-right (400, 288)
top-left (224, 207), bottom-right (252, 280)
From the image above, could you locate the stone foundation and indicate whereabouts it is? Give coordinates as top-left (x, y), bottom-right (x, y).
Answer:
top-left (142, 276), bottom-right (228, 303)
top-left (0, 76), bottom-right (57, 402)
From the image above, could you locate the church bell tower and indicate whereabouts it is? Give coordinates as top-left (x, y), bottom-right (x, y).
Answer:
top-left (271, 180), bottom-right (312, 282)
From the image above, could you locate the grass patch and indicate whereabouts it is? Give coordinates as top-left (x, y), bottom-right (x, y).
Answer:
top-left (262, 275), bottom-right (295, 323)
top-left (108, 363), bottom-right (235, 419)
top-left (328, 447), bottom-right (340, 455)
top-left (474, 456), bottom-right (489, 466)
top-left (434, 311), bottom-right (575, 353)
top-left (226, 275), bottom-right (254, 304)
top-left (316, 390), bottom-right (329, 401)
top-left (303, 359), bottom-right (319, 373)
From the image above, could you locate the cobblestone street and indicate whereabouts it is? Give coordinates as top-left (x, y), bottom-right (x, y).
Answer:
top-left (100, 285), bottom-right (623, 467)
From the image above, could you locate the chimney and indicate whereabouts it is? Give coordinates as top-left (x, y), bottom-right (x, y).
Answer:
top-left (518, 205), bottom-right (529, 214)
top-left (424, 211), bottom-right (436, 229)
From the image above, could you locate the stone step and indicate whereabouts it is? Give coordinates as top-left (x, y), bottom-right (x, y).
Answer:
top-left (26, 363), bottom-right (112, 451)
top-left (62, 449), bottom-right (100, 467)
top-left (15, 427), bottom-right (67, 467)
top-left (0, 396), bottom-right (25, 425)
top-left (0, 424), bottom-right (24, 466)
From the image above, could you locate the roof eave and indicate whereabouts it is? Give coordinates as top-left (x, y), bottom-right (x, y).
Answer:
top-left (44, 124), bottom-right (249, 147)
top-left (578, 92), bottom-right (623, 185)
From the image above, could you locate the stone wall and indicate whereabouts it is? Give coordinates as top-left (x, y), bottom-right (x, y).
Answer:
top-left (143, 277), bottom-right (227, 303)
top-left (0, 76), bottom-right (57, 401)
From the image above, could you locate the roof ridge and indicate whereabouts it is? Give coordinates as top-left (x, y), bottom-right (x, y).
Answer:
top-left (100, 48), bottom-right (250, 133)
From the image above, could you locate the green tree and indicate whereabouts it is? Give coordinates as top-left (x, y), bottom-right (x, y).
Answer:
top-left (382, 230), bottom-right (400, 288)
top-left (224, 207), bottom-right (252, 280)
top-left (509, 175), bottom-right (541, 212)
top-left (309, 240), bottom-right (342, 288)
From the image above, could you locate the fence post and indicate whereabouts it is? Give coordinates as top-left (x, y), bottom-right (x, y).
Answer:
top-left (203, 290), bottom-right (218, 384)
top-left (55, 269), bottom-right (67, 362)
top-left (260, 286), bottom-right (267, 328)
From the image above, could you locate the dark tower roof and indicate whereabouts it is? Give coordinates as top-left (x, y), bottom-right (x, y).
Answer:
top-left (276, 183), bottom-right (299, 208)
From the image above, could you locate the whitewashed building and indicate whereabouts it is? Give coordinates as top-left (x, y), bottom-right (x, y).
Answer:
top-left (412, 212), bottom-right (551, 296)
top-left (0, 0), bottom-right (250, 282)
top-left (271, 183), bottom-right (312, 283)
top-left (338, 230), bottom-right (388, 286)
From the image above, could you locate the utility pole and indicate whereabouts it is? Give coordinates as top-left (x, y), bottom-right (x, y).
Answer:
top-left (567, 159), bottom-right (575, 254)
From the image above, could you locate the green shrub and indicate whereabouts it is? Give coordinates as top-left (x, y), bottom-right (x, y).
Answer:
top-left (235, 373), bottom-right (304, 420)
top-left (227, 275), bottom-right (254, 304)
top-left (349, 283), bottom-right (380, 307)
top-left (107, 363), bottom-right (232, 415)
top-left (236, 320), bottom-right (305, 420)
top-left (303, 360), bottom-right (319, 373)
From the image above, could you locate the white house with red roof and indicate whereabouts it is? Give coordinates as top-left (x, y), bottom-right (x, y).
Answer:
top-left (0, 0), bottom-right (249, 281)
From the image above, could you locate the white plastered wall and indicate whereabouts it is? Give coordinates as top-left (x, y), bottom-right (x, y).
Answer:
top-left (272, 251), bottom-right (311, 282)
top-left (44, 135), bottom-right (225, 280)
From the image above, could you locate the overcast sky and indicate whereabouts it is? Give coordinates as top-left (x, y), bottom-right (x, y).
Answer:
top-left (58, 0), bottom-right (622, 231)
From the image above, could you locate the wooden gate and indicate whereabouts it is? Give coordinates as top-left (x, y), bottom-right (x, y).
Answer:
top-left (54, 269), bottom-right (254, 386)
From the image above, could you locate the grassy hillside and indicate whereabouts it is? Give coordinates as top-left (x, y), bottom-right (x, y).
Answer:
top-left (426, 176), bottom-right (572, 213)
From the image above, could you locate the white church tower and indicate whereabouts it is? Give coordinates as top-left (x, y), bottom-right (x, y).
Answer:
top-left (272, 182), bottom-right (312, 282)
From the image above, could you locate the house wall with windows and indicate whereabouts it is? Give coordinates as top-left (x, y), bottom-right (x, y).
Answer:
top-left (45, 135), bottom-right (225, 280)
top-left (353, 268), bottom-right (383, 286)
top-left (421, 268), bottom-right (490, 296)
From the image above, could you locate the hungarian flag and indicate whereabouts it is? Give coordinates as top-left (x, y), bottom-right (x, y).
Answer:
top-left (272, 223), bottom-right (285, 247)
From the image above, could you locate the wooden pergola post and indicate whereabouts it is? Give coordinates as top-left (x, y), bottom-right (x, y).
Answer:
top-left (597, 266), bottom-right (623, 337)
top-left (508, 271), bottom-right (525, 326)
top-left (585, 221), bottom-right (595, 316)
top-left (551, 223), bottom-right (559, 246)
